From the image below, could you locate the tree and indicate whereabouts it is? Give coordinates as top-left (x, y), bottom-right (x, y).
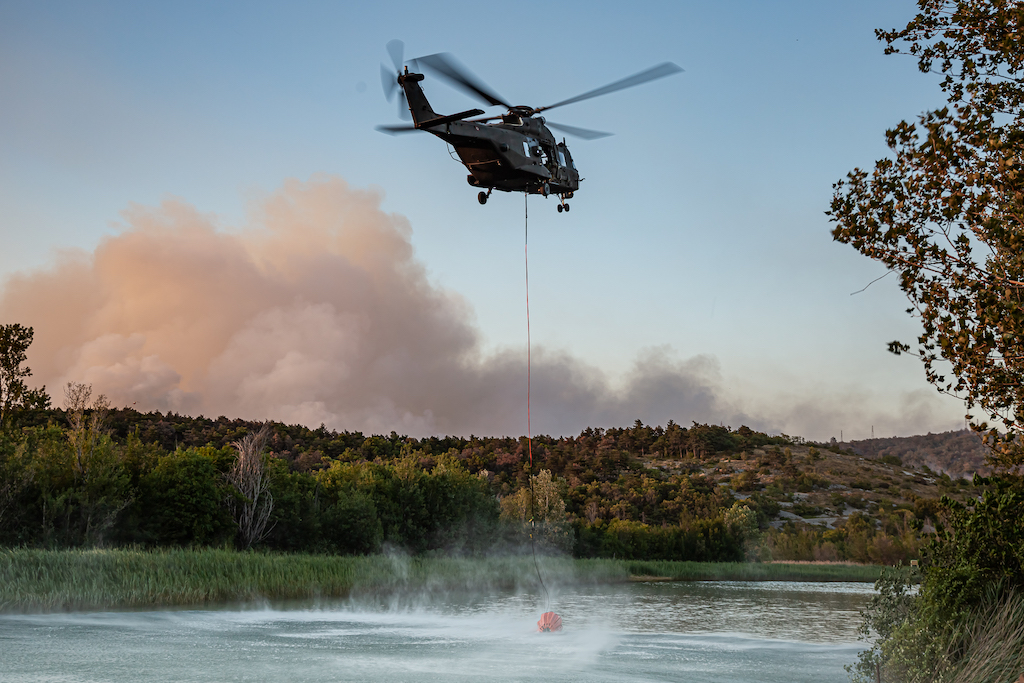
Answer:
top-left (500, 469), bottom-right (570, 550)
top-left (829, 0), bottom-right (1024, 467)
top-left (0, 324), bottom-right (50, 428)
top-left (226, 424), bottom-right (275, 549)
top-left (831, 3), bottom-right (1024, 679)
top-left (61, 382), bottom-right (131, 545)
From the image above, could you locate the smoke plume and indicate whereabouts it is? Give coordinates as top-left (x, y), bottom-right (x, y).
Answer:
top-left (1, 176), bottom-right (740, 436)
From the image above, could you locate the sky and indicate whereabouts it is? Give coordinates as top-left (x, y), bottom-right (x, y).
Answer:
top-left (0, 1), bottom-right (973, 440)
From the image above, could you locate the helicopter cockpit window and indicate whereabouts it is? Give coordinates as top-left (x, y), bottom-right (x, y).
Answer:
top-left (557, 149), bottom-right (566, 167)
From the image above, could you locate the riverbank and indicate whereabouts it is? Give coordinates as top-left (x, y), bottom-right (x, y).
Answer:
top-left (0, 548), bottom-right (882, 613)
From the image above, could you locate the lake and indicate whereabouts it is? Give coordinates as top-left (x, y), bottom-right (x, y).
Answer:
top-left (0, 580), bottom-right (873, 682)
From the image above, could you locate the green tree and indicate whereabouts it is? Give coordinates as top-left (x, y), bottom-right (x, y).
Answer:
top-left (831, 3), bottom-right (1024, 680)
top-left (500, 469), bottom-right (570, 550)
top-left (0, 324), bottom-right (50, 429)
top-left (132, 447), bottom-right (233, 546)
top-left (829, 0), bottom-right (1024, 466)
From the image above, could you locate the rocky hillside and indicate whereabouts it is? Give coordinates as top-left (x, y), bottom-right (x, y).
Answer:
top-left (847, 430), bottom-right (991, 479)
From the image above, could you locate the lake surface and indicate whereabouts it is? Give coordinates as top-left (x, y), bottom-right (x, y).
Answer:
top-left (0, 581), bottom-right (873, 683)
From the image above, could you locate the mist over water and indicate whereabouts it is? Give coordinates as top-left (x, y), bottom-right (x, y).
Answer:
top-left (0, 581), bottom-right (871, 683)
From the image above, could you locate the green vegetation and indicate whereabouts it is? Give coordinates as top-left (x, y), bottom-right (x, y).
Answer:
top-left (0, 326), bottom-right (973, 623)
top-left (830, 2), bottom-right (1024, 681)
top-left (0, 329), bottom-right (962, 568)
top-left (0, 548), bottom-right (881, 613)
top-left (2, 401), bottom-right (953, 565)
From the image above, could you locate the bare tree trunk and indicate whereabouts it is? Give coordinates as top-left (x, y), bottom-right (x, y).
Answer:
top-left (227, 425), bottom-right (274, 549)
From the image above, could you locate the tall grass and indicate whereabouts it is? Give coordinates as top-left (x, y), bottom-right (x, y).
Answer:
top-left (0, 548), bottom-right (880, 613)
top-left (947, 589), bottom-right (1024, 683)
top-left (617, 559), bottom-right (881, 582)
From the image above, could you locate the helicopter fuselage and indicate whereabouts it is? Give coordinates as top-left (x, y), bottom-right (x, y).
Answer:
top-left (398, 72), bottom-right (579, 198)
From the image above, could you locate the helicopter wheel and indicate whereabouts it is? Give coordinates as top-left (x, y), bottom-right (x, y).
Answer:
top-left (564, 203), bottom-right (570, 212)
top-left (557, 204), bottom-right (563, 213)
top-left (478, 191), bottom-right (488, 205)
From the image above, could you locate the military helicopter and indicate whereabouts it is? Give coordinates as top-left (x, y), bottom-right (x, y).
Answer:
top-left (377, 41), bottom-right (682, 212)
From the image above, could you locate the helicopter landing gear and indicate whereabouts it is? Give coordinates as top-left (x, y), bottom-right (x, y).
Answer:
top-left (557, 204), bottom-right (563, 213)
top-left (478, 189), bottom-right (491, 205)
top-left (557, 195), bottom-right (570, 213)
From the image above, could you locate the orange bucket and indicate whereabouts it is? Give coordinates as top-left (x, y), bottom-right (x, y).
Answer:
top-left (537, 612), bottom-right (562, 632)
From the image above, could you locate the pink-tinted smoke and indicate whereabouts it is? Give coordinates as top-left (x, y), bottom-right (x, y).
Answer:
top-left (0, 176), bottom-right (734, 436)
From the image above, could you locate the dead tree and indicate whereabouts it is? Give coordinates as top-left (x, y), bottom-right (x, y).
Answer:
top-left (227, 424), bottom-right (274, 549)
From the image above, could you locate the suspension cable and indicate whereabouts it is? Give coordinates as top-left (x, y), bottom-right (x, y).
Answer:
top-left (525, 192), bottom-right (549, 608)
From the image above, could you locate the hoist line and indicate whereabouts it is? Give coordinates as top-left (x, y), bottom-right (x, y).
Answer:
top-left (525, 193), bottom-right (549, 609)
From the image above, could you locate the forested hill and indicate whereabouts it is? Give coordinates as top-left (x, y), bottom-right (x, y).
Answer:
top-left (2, 406), bottom-right (992, 564)
top-left (848, 430), bottom-right (990, 479)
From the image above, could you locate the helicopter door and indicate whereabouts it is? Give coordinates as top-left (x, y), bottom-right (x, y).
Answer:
top-left (523, 137), bottom-right (543, 159)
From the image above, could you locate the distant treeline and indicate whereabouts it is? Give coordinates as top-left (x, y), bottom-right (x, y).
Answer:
top-left (0, 405), bottom-right (929, 563)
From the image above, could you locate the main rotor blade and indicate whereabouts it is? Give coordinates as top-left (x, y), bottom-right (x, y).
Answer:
top-left (545, 121), bottom-right (613, 140)
top-left (534, 62), bottom-right (683, 114)
top-left (415, 52), bottom-right (510, 108)
top-left (375, 124), bottom-right (419, 135)
top-left (386, 39), bottom-right (405, 72)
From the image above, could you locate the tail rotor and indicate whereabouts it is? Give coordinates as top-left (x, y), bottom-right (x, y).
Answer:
top-left (380, 39), bottom-right (411, 120)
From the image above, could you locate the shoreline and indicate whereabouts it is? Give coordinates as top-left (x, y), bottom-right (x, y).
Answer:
top-left (0, 548), bottom-right (882, 614)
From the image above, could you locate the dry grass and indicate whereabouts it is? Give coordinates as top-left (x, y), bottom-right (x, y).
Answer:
top-left (948, 589), bottom-right (1024, 683)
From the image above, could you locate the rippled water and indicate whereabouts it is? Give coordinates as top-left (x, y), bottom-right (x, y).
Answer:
top-left (0, 581), bottom-right (873, 682)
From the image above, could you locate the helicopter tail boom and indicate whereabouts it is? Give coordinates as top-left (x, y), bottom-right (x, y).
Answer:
top-left (397, 72), bottom-right (442, 129)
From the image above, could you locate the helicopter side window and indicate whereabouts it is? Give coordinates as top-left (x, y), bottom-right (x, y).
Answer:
top-left (557, 149), bottom-right (566, 167)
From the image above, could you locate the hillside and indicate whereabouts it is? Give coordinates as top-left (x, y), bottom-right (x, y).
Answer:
top-left (2, 408), bottom-right (992, 564)
top-left (847, 430), bottom-right (991, 479)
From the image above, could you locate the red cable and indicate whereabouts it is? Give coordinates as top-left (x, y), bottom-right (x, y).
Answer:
top-left (525, 194), bottom-right (532, 468)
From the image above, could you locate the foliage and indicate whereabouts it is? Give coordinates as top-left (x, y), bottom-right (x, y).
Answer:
top-left (921, 475), bottom-right (1024, 621)
top-left (0, 324), bottom-right (50, 429)
top-left (847, 477), bottom-right (1024, 682)
top-left (129, 447), bottom-right (234, 547)
top-left (829, 0), bottom-right (1024, 467)
top-left (830, 3), bottom-right (1024, 679)
top-left (847, 565), bottom-right (930, 683)
top-left (943, 588), bottom-right (1024, 683)
top-left (499, 468), bottom-right (570, 551)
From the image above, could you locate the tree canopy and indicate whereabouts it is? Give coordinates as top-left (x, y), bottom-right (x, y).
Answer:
top-left (0, 324), bottom-right (50, 429)
top-left (829, 0), bottom-right (1024, 467)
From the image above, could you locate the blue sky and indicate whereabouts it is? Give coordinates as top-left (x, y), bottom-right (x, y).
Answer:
top-left (0, 1), bottom-right (970, 440)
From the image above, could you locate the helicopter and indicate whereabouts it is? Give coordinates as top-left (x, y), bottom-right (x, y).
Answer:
top-left (377, 41), bottom-right (682, 212)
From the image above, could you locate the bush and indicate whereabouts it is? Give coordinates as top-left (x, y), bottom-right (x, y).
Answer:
top-left (128, 447), bottom-right (233, 547)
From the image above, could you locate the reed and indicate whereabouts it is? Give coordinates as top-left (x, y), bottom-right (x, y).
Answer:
top-left (0, 548), bottom-right (879, 613)
top-left (947, 589), bottom-right (1024, 683)
top-left (619, 559), bottom-right (882, 583)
